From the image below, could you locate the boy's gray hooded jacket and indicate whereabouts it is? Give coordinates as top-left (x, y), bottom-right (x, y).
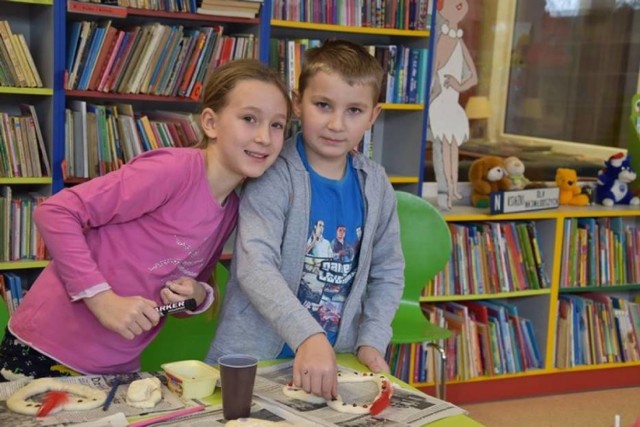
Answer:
top-left (206, 137), bottom-right (404, 362)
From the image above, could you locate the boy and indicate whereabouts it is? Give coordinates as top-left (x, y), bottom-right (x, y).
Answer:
top-left (207, 40), bottom-right (404, 400)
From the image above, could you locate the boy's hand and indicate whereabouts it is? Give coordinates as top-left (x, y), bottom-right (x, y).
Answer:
top-left (357, 346), bottom-right (390, 373)
top-left (293, 334), bottom-right (337, 400)
top-left (160, 277), bottom-right (207, 307)
top-left (84, 290), bottom-right (160, 340)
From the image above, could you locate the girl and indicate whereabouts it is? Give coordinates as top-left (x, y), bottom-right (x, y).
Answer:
top-left (0, 59), bottom-right (291, 380)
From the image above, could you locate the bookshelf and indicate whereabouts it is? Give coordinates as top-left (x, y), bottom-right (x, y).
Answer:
top-left (58, 0), bottom-right (265, 190)
top-left (0, 0), bottom-right (55, 310)
top-left (392, 204), bottom-right (640, 404)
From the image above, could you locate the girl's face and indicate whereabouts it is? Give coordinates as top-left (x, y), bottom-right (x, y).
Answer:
top-left (202, 79), bottom-right (288, 181)
top-left (440, 0), bottom-right (468, 24)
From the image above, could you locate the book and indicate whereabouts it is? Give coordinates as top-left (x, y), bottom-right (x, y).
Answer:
top-left (19, 104), bottom-right (51, 177)
top-left (0, 20), bottom-right (27, 87)
top-left (196, 6), bottom-right (260, 19)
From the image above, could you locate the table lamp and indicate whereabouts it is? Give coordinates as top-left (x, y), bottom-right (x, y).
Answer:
top-left (465, 96), bottom-right (491, 140)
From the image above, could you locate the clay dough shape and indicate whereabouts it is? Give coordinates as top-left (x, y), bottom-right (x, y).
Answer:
top-left (7, 377), bottom-right (106, 416)
top-left (126, 377), bottom-right (162, 409)
top-left (225, 418), bottom-right (293, 426)
top-left (282, 371), bottom-right (393, 415)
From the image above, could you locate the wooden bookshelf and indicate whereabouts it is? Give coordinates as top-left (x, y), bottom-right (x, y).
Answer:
top-left (398, 203), bottom-right (640, 403)
top-left (0, 0), bottom-right (53, 314)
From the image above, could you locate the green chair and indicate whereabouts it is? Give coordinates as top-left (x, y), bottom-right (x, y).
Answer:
top-left (0, 299), bottom-right (8, 342)
top-left (391, 191), bottom-right (452, 399)
top-left (140, 262), bottom-right (229, 372)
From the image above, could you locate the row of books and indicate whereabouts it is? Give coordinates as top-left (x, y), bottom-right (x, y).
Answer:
top-left (385, 342), bottom-right (424, 383)
top-left (65, 20), bottom-right (257, 98)
top-left (0, 105), bottom-right (52, 178)
top-left (197, 0), bottom-right (263, 19)
top-left (64, 102), bottom-right (202, 179)
top-left (425, 221), bottom-right (549, 297)
top-left (270, 39), bottom-right (428, 104)
top-left (72, 0), bottom-right (200, 13)
top-left (0, 20), bottom-right (43, 88)
top-left (424, 300), bottom-right (543, 381)
top-left (0, 187), bottom-right (47, 263)
top-left (556, 293), bottom-right (640, 368)
top-left (271, 0), bottom-right (433, 31)
top-left (0, 273), bottom-right (30, 315)
top-left (560, 217), bottom-right (640, 288)
top-left (386, 299), bottom-right (544, 383)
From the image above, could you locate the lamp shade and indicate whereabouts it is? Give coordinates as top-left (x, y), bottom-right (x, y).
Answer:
top-left (465, 96), bottom-right (492, 119)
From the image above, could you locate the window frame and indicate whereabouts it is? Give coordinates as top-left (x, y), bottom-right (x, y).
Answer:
top-left (486, 1), bottom-right (636, 160)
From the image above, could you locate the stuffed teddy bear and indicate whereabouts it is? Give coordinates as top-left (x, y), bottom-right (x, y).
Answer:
top-left (503, 156), bottom-right (531, 190)
top-left (556, 168), bottom-right (590, 206)
top-left (468, 156), bottom-right (511, 208)
top-left (595, 152), bottom-right (640, 206)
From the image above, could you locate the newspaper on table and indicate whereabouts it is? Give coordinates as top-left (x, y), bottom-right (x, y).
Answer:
top-left (0, 372), bottom-right (184, 426)
top-left (250, 360), bottom-right (468, 427)
top-left (127, 400), bottom-right (315, 427)
top-left (0, 363), bottom-right (467, 426)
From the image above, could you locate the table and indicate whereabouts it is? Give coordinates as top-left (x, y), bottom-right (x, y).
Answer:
top-left (0, 354), bottom-right (481, 426)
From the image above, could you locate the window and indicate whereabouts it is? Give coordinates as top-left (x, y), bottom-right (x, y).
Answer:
top-left (499, 0), bottom-right (640, 154)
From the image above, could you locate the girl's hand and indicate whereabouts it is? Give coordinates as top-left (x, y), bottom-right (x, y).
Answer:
top-left (84, 290), bottom-right (160, 340)
top-left (293, 334), bottom-right (337, 400)
top-left (357, 346), bottom-right (390, 373)
top-left (160, 277), bottom-right (207, 307)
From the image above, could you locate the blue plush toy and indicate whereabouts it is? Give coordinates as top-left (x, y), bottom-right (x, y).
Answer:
top-left (595, 152), bottom-right (640, 206)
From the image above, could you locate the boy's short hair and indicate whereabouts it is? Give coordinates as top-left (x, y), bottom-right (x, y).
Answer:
top-left (298, 40), bottom-right (384, 104)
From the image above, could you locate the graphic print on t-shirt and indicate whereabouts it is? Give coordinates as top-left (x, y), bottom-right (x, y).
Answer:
top-left (301, 219), bottom-right (362, 337)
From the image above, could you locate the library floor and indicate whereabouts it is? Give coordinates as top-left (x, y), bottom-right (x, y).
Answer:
top-left (461, 386), bottom-right (640, 427)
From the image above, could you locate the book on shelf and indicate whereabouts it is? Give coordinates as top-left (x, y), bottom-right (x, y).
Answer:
top-left (19, 104), bottom-right (51, 177)
top-left (0, 20), bottom-right (43, 88)
top-left (270, 0), bottom-right (431, 29)
top-left (66, 21), bottom-right (254, 98)
top-left (0, 110), bottom-right (49, 178)
top-left (0, 188), bottom-right (47, 262)
top-left (197, 0), bottom-right (263, 19)
top-left (14, 34), bottom-right (43, 88)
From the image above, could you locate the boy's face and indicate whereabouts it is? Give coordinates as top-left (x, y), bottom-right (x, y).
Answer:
top-left (201, 80), bottom-right (288, 180)
top-left (294, 71), bottom-right (381, 178)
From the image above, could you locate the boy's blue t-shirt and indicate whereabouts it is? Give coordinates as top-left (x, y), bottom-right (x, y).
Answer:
top-left (278, 135), bottom-right (364, 358)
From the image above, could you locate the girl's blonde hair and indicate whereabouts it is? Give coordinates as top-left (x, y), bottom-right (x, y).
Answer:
top-left (195, 59), bottom-right (292, 148)
top-left (298, 40), bottom-right (384, 104)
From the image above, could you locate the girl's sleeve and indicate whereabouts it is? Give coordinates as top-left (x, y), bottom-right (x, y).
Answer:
top-left (34, 150), bottom-right (191, 298)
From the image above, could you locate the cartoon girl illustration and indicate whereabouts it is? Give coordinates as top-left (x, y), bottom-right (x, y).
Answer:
top-left (429, 0), bottom-right (478, 209)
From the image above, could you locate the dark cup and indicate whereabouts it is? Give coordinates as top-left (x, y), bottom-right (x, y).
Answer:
top-left (218, 354), bottom-right (258, 420)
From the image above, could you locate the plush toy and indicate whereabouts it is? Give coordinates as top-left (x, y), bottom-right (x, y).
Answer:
top-left (595, 152), bottom-right (640, 206)
top-left (468, 156), bottom-right (510, 208)
top-left (555, 168), bottom-right (590, 206)
top-left (503, 156), bottom-right (531, 190)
